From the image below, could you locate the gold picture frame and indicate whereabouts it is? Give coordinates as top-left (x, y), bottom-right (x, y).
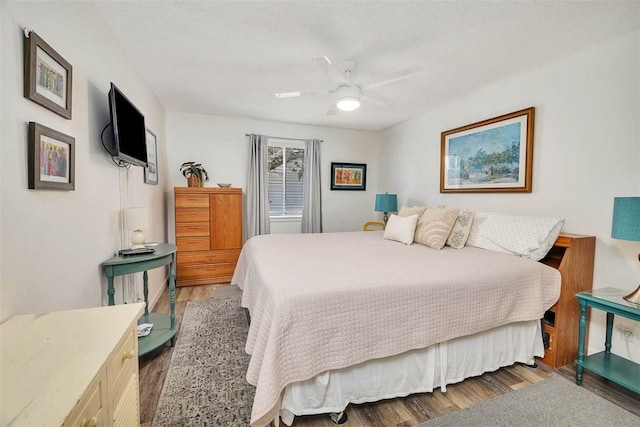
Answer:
top-left (440, 107), bottom-right (535, 193)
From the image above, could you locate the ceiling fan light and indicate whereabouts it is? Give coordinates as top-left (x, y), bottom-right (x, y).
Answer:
top-left (337, 96), bottom-right (360, 111)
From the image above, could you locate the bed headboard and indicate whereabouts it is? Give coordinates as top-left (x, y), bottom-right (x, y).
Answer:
top-left (538, 233), bottom-right (596, 368)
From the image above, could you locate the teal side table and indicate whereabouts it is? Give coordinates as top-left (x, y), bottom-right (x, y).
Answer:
top-left (575, 287), bottom-right (640, 393)
top-left (102, 243), bottom-right (178, 356)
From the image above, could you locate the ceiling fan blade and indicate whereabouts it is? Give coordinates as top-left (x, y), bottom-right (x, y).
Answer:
top-left (361, 65), bottom-right (424, 90)
top-left (361, 91), bottom-right (396, 107)
top-left (326, 104), bottom-right (339, 115)
top-left (312, 56), bottom-right (332, 74)
top-left (275, 89), bottom-right (328, 98)
top-left (275, 91), bottom-right (302, 98)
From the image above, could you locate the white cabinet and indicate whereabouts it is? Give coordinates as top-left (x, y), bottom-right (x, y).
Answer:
top-left (0, 303), bottom-right (144, 426)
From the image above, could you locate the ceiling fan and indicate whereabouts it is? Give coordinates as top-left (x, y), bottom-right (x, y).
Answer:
top-left (275, 57), bottom-right (423, 115)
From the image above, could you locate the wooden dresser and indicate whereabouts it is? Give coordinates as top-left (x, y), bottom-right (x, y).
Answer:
top-left (539, 233), bottom-right (596, 368)
top-left (174, 187), bottom-right (243, 287)
top-left (0, 303), bottom-right (144, 426)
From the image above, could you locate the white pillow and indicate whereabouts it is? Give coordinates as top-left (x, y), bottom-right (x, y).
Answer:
top-left (466, 212), bottom-right (565, 261)
top-left (383, 214), bottom-right (419, 245)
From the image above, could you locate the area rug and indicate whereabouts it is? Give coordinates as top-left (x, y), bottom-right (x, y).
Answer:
top-left (152, 294), bottom-right (254, 426)
top-left (418, 374), bottom-right (639, 427)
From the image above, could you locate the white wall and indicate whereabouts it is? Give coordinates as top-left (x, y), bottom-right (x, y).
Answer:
top-left (1, 1), bottom-right (168, 321)
top-left (380, 30), bottom-right (640, 360)
top-left (166, 113), bottom-right (384, 240)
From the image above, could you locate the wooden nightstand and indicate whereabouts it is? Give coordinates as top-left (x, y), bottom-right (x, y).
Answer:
top-left (575, 287), bottom-right (640, 393)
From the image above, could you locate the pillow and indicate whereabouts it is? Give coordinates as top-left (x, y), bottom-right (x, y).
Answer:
top-left (398, 205), bottom-right (427, 218)
top-left (446, 208), bottom-right (475, 249)
top-left (414, 208), bottom-right (459, 250)
top-left (466, 212), bottom-right (565, 261)
top-left (383, 214), bottom-right (419, 245)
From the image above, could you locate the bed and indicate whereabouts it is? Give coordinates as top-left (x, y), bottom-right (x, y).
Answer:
top-left (232, 225), bottom-right (562, 427)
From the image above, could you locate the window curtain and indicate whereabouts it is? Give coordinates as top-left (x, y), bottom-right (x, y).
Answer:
top-left (301, 139), bottom-right (322, 233)
top-left (246, 134), bottom-right (270, 240)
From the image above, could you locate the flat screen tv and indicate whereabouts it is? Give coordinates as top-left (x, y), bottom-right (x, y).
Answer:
top-left (107, 82), bottom-right (147, 167)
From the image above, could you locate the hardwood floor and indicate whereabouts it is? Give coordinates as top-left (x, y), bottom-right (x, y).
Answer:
top-left (139, 284), bottom-right (639, 426)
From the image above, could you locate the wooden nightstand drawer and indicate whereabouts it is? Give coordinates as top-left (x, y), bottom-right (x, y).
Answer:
top-left (177, 249), bottom-right (240, 265)
top-left (177, 263), bottom-right (237, 280)
top-left (177, 237), bottom-right (211, 252)
top-left (176, 208), bottom-right (209, 223)
top-left (176, 195), bottom-right (209, 208)
top-left (176, 222), bottom-right (210, 237)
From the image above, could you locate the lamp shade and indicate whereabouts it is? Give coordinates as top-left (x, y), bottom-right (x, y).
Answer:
top-left (126, 207), bottom-right (148, 231)
top-left (375, 193), bottom-right (398, 213)
top-left (611, 197), bottom-right (640, 242)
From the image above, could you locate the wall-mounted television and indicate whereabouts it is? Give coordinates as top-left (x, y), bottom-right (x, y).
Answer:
top-left (107, 82), bottom-right (147, 167)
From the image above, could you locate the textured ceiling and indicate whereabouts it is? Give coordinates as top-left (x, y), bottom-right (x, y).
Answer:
top-left (94, 1), bottom-right (640, 131)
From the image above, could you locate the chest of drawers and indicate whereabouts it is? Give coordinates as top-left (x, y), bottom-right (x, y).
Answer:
top-left (0, 303), bottom-right (144, 426)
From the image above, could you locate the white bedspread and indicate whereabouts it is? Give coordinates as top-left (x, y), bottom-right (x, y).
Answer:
top-left (231, 231), bottom-right (561, 426)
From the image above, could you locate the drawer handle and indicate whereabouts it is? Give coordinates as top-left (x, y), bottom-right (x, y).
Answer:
top-left (81, 417), bottom-right (98, 427)
top-left (122, 350), bottom-right (135, 360)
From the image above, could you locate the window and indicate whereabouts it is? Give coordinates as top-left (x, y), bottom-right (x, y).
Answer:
top-left (268, 141), bottom-right (305, 218)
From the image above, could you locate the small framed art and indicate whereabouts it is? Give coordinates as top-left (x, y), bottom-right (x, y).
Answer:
top-left (331, 162), bottom-right (367, 191)
top-left (144, 129), bottom-right (158, 185)
top-left (28, 122), bottom-right (75, 191)
top-left (24, 30), bottom-right (73, 119)
top-left (440, 107), bottom-right (535, 193)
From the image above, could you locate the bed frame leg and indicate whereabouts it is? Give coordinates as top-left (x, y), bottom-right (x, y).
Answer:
top-left (329, 411), bottom-right (348, 424)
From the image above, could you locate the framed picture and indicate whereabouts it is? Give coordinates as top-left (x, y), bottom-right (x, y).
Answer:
top-left (331, 162), bottom-right (367, 191)
top-left (28, 122), bottom-right (75, 191)
top-left (440, 107), bottom-right (535, 193)
top-left (144, 129), bottom-right (158, 185)
top-left (24, 30), bottom-right (73, 119)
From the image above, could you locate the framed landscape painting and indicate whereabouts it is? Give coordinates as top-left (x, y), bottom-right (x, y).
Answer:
top-left (440, 107), bottom-right (535, 193)
top-left (331, 162), bottom-right (366, 191)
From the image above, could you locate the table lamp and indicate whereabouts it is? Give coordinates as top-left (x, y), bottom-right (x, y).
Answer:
top-left (611, 196), bottom-right (640, 304)
top-left (375, 193), bottom-right (398, 226)
top-left (126, 207), bottom-right (148, 249)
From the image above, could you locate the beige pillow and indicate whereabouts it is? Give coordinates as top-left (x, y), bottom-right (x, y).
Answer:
top-left (446, 209), bottom-right (475, 249)
top-left (383, 214), bottom-right (419, 245)
top-left (415, 208), bottom-right (459, 249)
top-left (398, 205), bottom-right (427, 217)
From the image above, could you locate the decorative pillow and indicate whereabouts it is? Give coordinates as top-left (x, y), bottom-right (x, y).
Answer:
top-left (466, 212), bottom-right (565, 261)
top-left (414, 208), bottom-right (459, 250)
top-left (383, 214), bottom-right (419, 245)
top-left (446, 208), bottom-right (475, 249)
top-left (398, 205), bottom-right (427, 218)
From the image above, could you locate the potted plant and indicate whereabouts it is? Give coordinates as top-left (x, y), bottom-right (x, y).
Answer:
top-left (180, 162), bottom-right (209, 187)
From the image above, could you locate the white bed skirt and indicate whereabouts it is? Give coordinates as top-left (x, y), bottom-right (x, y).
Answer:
top-left (280, 320), bottom-right (543, 425)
